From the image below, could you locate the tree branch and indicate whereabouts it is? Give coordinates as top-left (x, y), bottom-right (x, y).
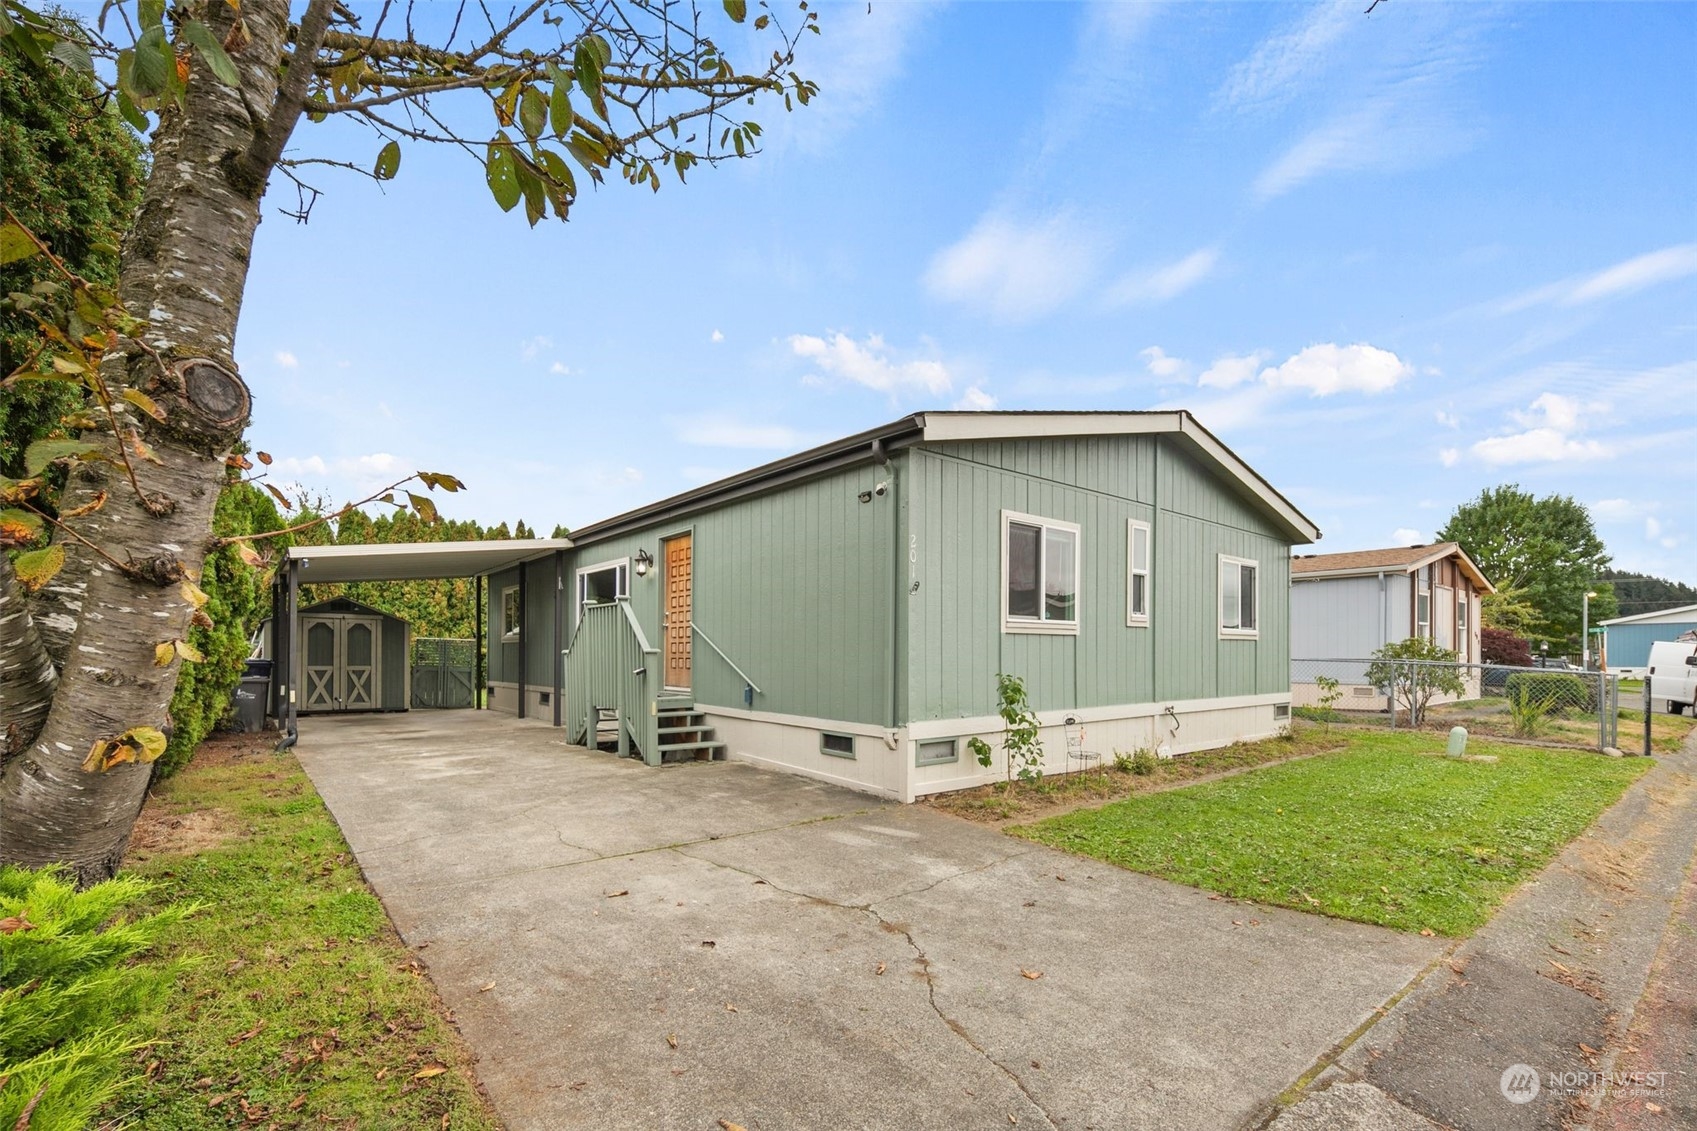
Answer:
top-left (240, 0), bottom-right (340, 187)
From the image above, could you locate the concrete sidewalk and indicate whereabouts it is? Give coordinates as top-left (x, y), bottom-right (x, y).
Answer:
top-left (1269, 731), bottom-right (1697, 1131)
top-left (295, 711), bottom-right (1441, 1131)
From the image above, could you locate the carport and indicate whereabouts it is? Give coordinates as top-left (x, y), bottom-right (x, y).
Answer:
top-left (270, 538), bottom-right (573, 746)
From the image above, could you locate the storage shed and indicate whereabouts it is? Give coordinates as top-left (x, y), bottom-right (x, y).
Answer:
top-left (291, 597), bottom-right (410, 713)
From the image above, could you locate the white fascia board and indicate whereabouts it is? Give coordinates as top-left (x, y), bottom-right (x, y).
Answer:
top-left (916, 411), bottom-right (1320, 545)
top-left (284, 538), bottom-right (574, 583)
top-left (1599, 602), bottom-right (1697, 627)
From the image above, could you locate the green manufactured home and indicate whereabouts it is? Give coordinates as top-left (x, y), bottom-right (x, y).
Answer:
top-left (474, 411), bottom-right (1319, 802)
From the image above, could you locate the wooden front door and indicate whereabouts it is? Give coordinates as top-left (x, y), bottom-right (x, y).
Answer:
top-left (662, 533), bottom-right (693, 690)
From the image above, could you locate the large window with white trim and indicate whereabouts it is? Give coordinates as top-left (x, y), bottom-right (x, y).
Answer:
top-left (575, 558), bottom-right (630, 621)
top-left (1127, 519), bottom-right (1151, 625)
top-left (1003, 511), bottom-right (1079, 633)
top-left (1219, 555), bottom-right (1259, 637)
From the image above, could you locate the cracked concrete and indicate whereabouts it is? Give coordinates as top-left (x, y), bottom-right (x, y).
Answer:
top-left (297, 711), bottom-right (1441, 1130)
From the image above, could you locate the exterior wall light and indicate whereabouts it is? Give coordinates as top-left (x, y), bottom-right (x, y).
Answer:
top-left (634, 549), bottom-right (654, 577)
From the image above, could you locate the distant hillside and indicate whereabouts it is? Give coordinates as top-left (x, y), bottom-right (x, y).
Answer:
top-left (1601, 568), bottom-right (1697, 618)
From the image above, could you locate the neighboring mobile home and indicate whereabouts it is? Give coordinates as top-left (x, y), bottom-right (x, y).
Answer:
top-left (482, 411), bottom-right (1320, 802)
top-left (1289, 542), bottom-right (1493, 710)
top-left (1599, 603), bottom-right (1697, 675)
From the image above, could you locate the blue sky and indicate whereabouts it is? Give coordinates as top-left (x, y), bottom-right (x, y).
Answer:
top-left (233, 1), bottom-right (1697, 585)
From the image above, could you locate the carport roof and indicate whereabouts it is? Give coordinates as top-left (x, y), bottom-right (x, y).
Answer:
top-left (283, 538), bottom-right (573, 583)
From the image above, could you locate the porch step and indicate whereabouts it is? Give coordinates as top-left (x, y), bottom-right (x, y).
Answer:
top-left (657, 740), bottom-right (726, 762)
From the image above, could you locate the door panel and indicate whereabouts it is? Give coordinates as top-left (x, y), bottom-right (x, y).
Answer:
top-left (662, 534), bottom-right (693, 690)
top-left (1435, 586), bottom-right (1455, 650)
top-left (305, 619), bottom-right (338, 710)
top-left (343, 619), bottom-right (377, 709)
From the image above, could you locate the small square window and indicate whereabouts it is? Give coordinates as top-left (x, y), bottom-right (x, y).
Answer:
top-left (821, 732), bottom-right (856, 759)
top-left (1219, 555), bottom-right (1259, 637)
top-left (916, 739), bottom-right (958, 767)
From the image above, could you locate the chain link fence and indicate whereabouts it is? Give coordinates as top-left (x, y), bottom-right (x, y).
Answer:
top-left (1292, 657), bottom-right (1629, 752)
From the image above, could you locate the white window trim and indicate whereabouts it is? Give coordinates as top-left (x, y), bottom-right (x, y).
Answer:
top-left (500, 585), bottom-right (522, 640)
top-left (1456, 593), bottom-right (1470, 660)
top-left (1218, 553), bottom-right (1260, 639)
top-left (1126, 519), bottom-right (1151, 627)
top-left (1001, 509), bottom-right (1081, 636)
top-left (574, 556), bottom-right (631, 623)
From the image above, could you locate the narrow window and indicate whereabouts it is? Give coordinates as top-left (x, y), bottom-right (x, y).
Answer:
top-left (1456, 594), bottom-right (1469, 659)
top-left (1127, 520), bottom-right (1151, 625)
top-left (1219, 556), bottom-right (1259, 637)
top-left (501, 586), bottom-right (521, 639)
top-left (821, 732), bottom-right (856, 759)
top-left (916, 739), bottom-right (958, 767)
top-left (1416, 570), bottom-right (1431, 639)
top-left (1003, 511), bottom-right (1080, 633)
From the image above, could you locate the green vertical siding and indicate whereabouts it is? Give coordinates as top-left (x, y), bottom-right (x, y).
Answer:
top-left (563, 461), bottom-right (896, 725)
top-left (905, 435), bottom-right (1293, 720)
top-left (381, 619), bottom-right (407, 709)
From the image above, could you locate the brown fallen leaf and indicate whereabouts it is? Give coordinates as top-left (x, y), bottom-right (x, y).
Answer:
top-left (1578, 1043), bottom-right (1599, 1056)
top-left (725, 1002), bottom-right (738, 1012)
top-left (1009, 1114), bottom-right (1019, 1124)
top-left (375, 1068), bottom-right (388, 1081)
top-left (605, 889), bottom-right (630, 898)
top-left (1420, 928), bottom-right (1435, 937)
top-left (701, 940), bottom-right (716, 948)
top-left (478, 982), bottom-right (496, 992)
top-left (665, 1034), bottom-right (678, 1049)
top-left (1020, 969), bottom-right (1044, 980)
top-left (208, 1094), bottom-right (231, 1108)
top-left (442, 1114), bottom-right (451, 1130)
top-left (228, 1020), bottom-right (264, 1046)
top-left (875, 963), bottom-right (887, 976)
top-left (0, 914), bottom-right (37, 934)
top-left (288, 1094), bottom-right (306, 1111)
top-left (412, 1065), bottom-right (447, 1080)
top-left (719, 1122), bottom-right (748, 1131)
top-left (1646, 1102), bottom-right (1663, 1113)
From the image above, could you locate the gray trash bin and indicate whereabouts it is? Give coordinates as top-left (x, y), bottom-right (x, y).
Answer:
top-left (234, 675), bottom-right (269, 733)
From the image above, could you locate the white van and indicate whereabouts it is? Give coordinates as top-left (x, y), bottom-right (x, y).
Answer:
top-left (1647, 640), bottom-right (1697, 715)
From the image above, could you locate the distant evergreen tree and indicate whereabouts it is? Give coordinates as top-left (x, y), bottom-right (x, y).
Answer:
top-left (551, 524), bottom-right (571, 539)
top-left (1600, 568), bottom-right (1697, 617)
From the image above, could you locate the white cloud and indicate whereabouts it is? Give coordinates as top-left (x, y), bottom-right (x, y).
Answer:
top-left (1510, 392), bottom-right (1601, 434)
top-left (1499, 243), bottom-right (1697, 313)
top-left (1254, 100), bottom-right (1472, 201)
top-left (1439, 447), bottom-right (1460, 468)
top-left (1259, 343), bottom-right (1412, 396)
top-left (549, 361), bottom-right (571, 375)
top-left (1435, 409), bottom-right (1460, 429)
top-left (1036, 1), bottom-right (1159, 162)
top-left (1217, 1), bottom-right (1357, 111)
top-left (1471, 428), bottom-right (1608, 467)
top-left (1646, 516), bottom-right (1663, 540)
top-left (710, 329), bottom-right (725, 343)
top-left (675, 414), bottom-right (816, 451)
top-left (275, 350), bottom-right (298, 369)
top-left (788, 331), bottom-right (952, 397)
top-left (923, 213), bottom-right (1099, 321)
top-left (1392, 528), bottom-right (1425, 545)
top-left (520, 335), bottom-right (552, 361)
top-left (1140, 346), bottom-right (1188, 379)
top-left (775, 2), bottom-right (935, 152)
top-left (1198, 351), bottom-right (1270, 390)
top-left (953, 386), bottom-right (998, 411)
top-left (1592, 498), bottom-right (1657, 523)
top-left (1108, 248), bottom-right (1220, 306)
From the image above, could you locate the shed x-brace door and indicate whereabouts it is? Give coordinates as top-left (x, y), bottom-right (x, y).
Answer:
top-left (662, 533), bottom-right (693, 691)
top-left (301, 615), bottom-right (380, 711)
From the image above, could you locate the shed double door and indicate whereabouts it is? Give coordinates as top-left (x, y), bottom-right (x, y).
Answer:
top-left (303, 615), bottom-right (379, 712)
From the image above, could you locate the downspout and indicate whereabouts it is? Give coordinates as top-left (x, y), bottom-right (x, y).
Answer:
top-left (278, 558), bottom-right (300, 750)
top-left (552, 550), bottom-right (564, 727)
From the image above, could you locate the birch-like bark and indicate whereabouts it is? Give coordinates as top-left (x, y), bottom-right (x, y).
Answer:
top-left (0, 555), bottom-right (57, 758)
top-left (0, 0), bottom-right (325, 884)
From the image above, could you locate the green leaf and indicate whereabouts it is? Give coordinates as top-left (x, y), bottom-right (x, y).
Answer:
top-left (407, 492), bottom-right (440, 524)
top-left (0, 220), bottom-right (38, 265)
top-left (573, 41), bottom-right (607, 120)
top-left (518, 87), bottom-right (547, 142)
top-left (12, 543), bottom-right (65, 591)
top-left (129, 25), bottom-right (171, 99)
top-left (138, 0), bottom-right (165, 31)
top-left (513, 156), bottom-right (546, 226)
top-left (539, 150), bottom-right (577, 204)
top-left (373, 139), bottom-right (401, 181)
top-left (723, 0), bottom-right (748, 22)
top-left (548, 71), bottom-right (574, 137)
top-left (24, 439), bottom-right (102, 476)
top-left (181, 20), bottom-right (240, 86)
top-left (485, 135), bottom-right (520, 212)
top-left (114, 86), bottom-right (149, 130)
top-left (46, 36), bottom-right (93, 74)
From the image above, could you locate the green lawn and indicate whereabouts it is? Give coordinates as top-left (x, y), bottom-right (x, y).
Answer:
top-left (1014, 732), bottom-right (1649, 937)
top-left (104, 736), bottom-right (500, 1131)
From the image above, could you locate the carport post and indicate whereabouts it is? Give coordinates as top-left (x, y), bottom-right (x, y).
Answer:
top-left (516, 564), bottom-right (527, 719)
top-left (269, 571), bottom-right (283, 720)
top-left (284, 558), bottom-right (299, 739)
top-left (474, 574), bottom-right (483, 710)
top-left (552, 550), bottom-right (564, 727)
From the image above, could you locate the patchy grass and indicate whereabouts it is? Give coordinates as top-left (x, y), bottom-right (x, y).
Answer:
top-left (924, 723), bottom-right (1347, 826)
top-left (1615, 708), bottom-right (1697, 754)
top-left (101, 733), bottom-right (500, 1131)
top-left (1014, 731), bottom-right (1649, 937)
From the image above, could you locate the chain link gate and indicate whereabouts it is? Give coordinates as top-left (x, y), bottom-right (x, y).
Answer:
top-left (410, 637), bottom-right (477, 709)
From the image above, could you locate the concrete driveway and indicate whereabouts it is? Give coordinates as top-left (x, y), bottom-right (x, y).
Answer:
top-left (296, 712), bottom-right (1443, 1131)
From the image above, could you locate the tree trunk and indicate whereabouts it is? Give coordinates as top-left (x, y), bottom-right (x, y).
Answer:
top-left (0, 1), bottom-right (308, 884)
top-left (0, 554), bottom-right (57, 758)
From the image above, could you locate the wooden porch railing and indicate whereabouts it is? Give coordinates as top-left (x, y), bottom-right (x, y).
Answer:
top-left (563, 599), bottom-right (661, 764)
